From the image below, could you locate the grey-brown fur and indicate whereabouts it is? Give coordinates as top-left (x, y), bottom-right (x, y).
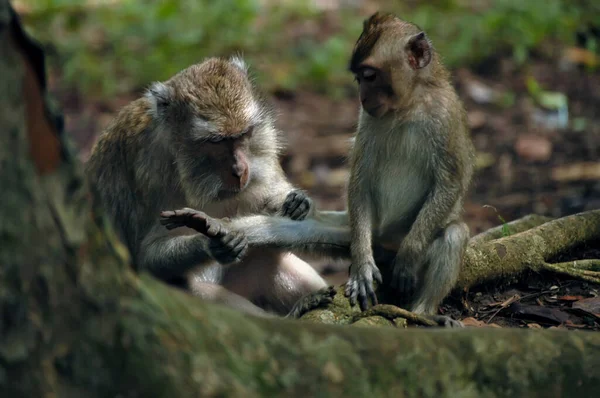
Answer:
top-left (85, 57), bottom-right (329, 317)
top-left (164, 15), bottom-right (474, 326)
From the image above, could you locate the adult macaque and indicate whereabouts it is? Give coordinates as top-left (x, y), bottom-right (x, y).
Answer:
top-left (86, 57), bottom-right (333, 318)
top-left (162, 13), bottom-right (474, 327)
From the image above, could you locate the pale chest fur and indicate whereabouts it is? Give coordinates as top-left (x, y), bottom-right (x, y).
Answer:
top-left (352, 120), bottom-right (433, 240)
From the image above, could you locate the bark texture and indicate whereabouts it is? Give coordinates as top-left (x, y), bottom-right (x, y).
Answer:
top-left (1, 2), bottom-right (600, 397)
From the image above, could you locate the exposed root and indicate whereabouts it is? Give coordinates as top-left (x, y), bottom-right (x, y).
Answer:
top-left (353, 304), bottom-right (438, 327)
top-left (542, 260), bottom-right (600, 284)
top-left (470, 214), bottom-right (553, 244)
top-left (458, 210), bottom-right (600, 290)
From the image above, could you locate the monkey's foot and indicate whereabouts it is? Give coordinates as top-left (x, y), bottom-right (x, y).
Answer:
top-left (285, 286), bottom-right (337, 319)
top-left (281, 190), bottom-right (313, 221)
top-left (160, 208), bottom-right (247, 264)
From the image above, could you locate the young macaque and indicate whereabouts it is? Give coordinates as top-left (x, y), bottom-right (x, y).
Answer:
top-left (162, 13), bottom-right (474, 326)
top-left (85, 57), bottom-right (333, 318)
top-left (344, 12), bottom-right (475, 315)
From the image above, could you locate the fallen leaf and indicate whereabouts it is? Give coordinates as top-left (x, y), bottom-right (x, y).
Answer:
top-left (572, 296), bottom-right (600, 319)
top-left (563, 47), bottom-right (600, 68)
top-left (515, 135), bottom-right (552, 162)
top-left (564, 320), bottom-right (589, 329)
top-left (526, 323), bottom-right (542, 329)
top-left (468, 111), bottom-right (486, 129)
top-left (461, 317), bottom-right (501, 328)
top-left (461, 317), bottom-right (486, 327)
top-left (508, 303), bottom-right (573, 325)
top-left (536, 298), bottom-right (544, 306)
top-left (465, 79), bottom-right (496, 104)
top-left (552, 162), bottom-right (600, 182)
top-left (558, 295), bottom-right (585, 302)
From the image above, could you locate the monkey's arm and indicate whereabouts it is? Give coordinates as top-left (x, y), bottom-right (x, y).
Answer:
top-left (138, 223), bottom-right (246, 281)
top-left (161, 210), bottom-right (352, 260)
top-left (313, 210), bottom-right (349, 226)
top-left (405, 153), bottom-right (461, 249)
top-left (346, 168), bottom-right (382, 310)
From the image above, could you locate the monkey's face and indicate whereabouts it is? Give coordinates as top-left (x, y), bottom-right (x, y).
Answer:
top-left (349, 13), bottom-right (433, 118)
top-left (354, 66), bottom-right (396, 118)
top-left (198, 128), bottom-right (254, 199)
top-left (147, 57), bottom-right (272, 200)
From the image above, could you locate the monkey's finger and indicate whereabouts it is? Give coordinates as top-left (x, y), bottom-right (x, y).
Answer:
top-left (227, 231), bottom-right (244, 245)
top-left (205, 221), bottom-right (224, 237)
top-left (290, 205), bottom-right (308, 220)
top-left (373, 268), bottom-right (383, 285)
top-left (219, 232), bottom-right (236, 245)
top-left (284, 198), bottom-right (301, 216)
top-left (368, 286), bottom-right (378, 307)
top-left (358, 283), bottom-right (369, 311)
top-left (159, 217), bottom-right (175, 225)
top-left (163, 222), bottom-right (185, 230)
top-left (344, 280), bottom-right (353, 297)
top-left (160, 210), bottom-right (176, 218)
top-left (345, 281), bottom-right (357, 306)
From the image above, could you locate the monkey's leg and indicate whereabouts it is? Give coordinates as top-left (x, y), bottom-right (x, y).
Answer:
top-left (284, 286), bottom-right (337, 319)
top-left (186, 279), bottom-right (272, 318)
top-left (188, 267), bottom-right (334, 319)
top-left (409, 221), bottom-right (469, 327)
top-left (219, 251), bottom-right (329, 315)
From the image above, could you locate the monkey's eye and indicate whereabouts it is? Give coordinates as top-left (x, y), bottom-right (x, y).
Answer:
top-left (243, 125), bottom-right (254, 138)
top-left (208, 136), bottom-right (224, 143)
top-left (361, 68), bottom-right (377, 82)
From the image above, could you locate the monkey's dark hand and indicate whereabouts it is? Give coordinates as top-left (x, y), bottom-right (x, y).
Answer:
top-left (281, 190), bottom-right (313, 220)
top-left (391, 240), bottom-right (424, 297)
top-left (390, 259), bottom-right (419, 298)
top-left (285, 286), bottom-right (337, 319)
top-left (345, 261), bottom-right (383, 311)
top-left (160, 208), bottom-right (247, 264)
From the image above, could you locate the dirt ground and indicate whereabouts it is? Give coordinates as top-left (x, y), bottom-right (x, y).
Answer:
top-left (53, 49), bottom-right (600, 330)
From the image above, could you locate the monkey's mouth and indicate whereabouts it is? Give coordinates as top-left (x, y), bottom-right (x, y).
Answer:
top-left (364, 104), bottom-right (387, 118)
top-left (217, 184), bottom-right (247, 199)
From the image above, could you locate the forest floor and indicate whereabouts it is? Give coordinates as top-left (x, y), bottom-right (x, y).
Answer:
top-left (53, 50), bottom-right (600, 331)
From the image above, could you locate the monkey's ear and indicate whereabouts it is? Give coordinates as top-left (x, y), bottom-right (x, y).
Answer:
top-left (229, 56), bottom-right (249, 75)
top-left (406, 32), bottom-right (432, 70)
top-left (146, 82), bottom-right (173, 113)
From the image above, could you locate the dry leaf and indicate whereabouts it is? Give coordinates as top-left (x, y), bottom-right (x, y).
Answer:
top-left (557, 295), bottom-right (585, 302)
top-left (572, 296), bottom-right (600, 319)
top-left (515, 135), bottom-right (552, 162)
top-left (552, 162), bottom-right (600, 182)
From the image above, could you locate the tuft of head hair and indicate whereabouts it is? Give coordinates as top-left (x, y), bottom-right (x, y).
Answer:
top-left (349, 12), bottom-right (428, 73)
top-left (143, 57), bottom-right (267, 135)
top-left (229, 54), bottom-right (249, 74)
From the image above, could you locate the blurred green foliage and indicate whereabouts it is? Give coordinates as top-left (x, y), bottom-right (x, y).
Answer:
top-left (18, 0), bottom-right (599, 99)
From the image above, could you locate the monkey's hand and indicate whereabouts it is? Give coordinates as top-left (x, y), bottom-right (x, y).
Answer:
top-left (285, 286), bottom-right (337, 319)
top-left (281, 190), bottom-right (313, 220)
top-left (160, 208), bottom-right (248, 264)
top-left (391, 240), bottom-right (424, 298)
top-left (345, 261), bottom-right (383, 311)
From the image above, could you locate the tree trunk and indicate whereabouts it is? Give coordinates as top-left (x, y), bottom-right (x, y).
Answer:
top-left (1, 2), bottom-right (600, 397)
